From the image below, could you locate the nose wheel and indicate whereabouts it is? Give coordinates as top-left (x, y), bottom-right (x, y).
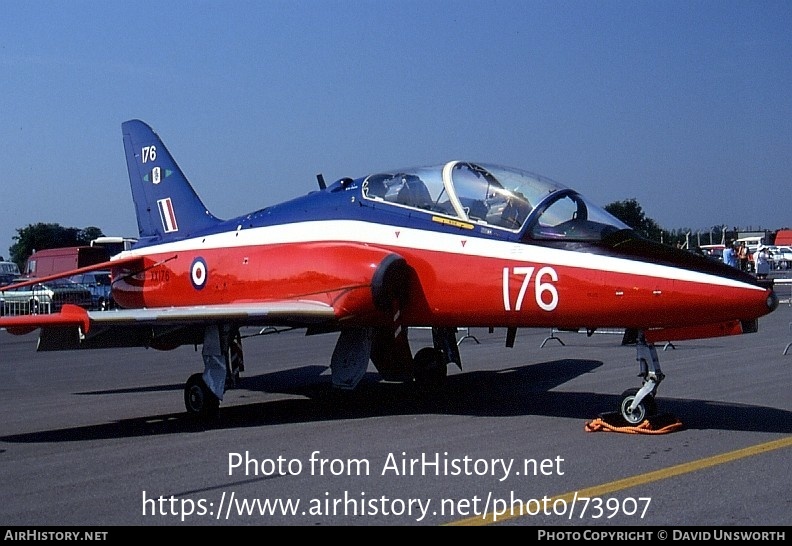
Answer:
top-left (619, 387), bottom-right (657, 424)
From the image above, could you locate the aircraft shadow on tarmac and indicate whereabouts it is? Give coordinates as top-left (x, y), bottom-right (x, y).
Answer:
top-left (2, 358), bottom-right (791, 443)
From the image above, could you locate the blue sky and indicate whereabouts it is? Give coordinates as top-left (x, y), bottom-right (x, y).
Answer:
top-left (2, 0), bottom-right (790, 257)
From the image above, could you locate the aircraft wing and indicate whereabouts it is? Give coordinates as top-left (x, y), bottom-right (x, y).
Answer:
top-left (0, 300), bottom-right (338, 351)
top-left (85, 301), bottom-right (336, 326)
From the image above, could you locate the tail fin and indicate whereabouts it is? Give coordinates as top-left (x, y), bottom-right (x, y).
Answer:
top-left (122, 119), bottom-right (223, 244)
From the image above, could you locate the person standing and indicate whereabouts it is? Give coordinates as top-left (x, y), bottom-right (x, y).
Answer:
top-left (737, 242), bottom-right (750, 271)
top-left (723, 242), bottom-right (738, 268)
top-left (755, 246), bottom-right (771, 279)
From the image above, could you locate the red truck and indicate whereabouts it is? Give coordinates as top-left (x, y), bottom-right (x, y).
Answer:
top-left (775, 229), bottom-right (792, 246)
top-left (24, 246), bottom-right (110, 278)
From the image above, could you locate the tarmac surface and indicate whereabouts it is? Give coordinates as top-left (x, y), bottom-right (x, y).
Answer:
top-left (1, 273), bottom-right (791, 527)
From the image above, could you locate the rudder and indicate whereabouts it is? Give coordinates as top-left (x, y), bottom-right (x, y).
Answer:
top-left (122, 119), bottom-right (222, 244)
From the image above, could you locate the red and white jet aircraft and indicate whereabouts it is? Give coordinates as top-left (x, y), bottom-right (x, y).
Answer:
top-left (0, 120), bottom-right (779, 423)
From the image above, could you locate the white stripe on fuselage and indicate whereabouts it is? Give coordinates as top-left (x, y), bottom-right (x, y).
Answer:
top-left (112, 220), bottom-right (762, 291)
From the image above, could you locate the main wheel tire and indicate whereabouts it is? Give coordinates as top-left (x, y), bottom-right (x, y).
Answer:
top-left (413, 347), bottom-right (447, 387)
top-left (619, 387), bottom-right (657, 424)
top-left (184, 373), bottom-right (220, 417)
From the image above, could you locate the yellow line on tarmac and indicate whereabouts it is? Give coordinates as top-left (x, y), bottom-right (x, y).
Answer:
top-left (447, 435), bottom-right (792, 526)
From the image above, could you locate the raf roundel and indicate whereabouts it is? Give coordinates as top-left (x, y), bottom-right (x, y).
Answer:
top-left (190, 257), bottom-right (207, 290)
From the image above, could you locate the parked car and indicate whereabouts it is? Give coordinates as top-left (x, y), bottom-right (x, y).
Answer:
top-left (0, 278), bottom-right (93, 316)
top-left (766, 245), bottom-right (792, 270)
top-left (0, 261), bottom-right (21, 287)
top-left (69, 270), bottom-right (114, 310)
top-left (697, 244), bottom-right (725, 262)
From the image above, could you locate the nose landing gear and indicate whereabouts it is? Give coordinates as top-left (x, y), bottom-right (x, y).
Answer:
top-left (619, 332), bottom-right (664, 424)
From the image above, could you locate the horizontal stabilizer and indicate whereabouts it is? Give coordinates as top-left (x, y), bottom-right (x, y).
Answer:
top-left (0, 255), bottom-right (143, 292)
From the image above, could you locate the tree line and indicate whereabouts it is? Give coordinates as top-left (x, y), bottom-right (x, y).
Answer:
top-left (4, 223), bottom-right (105, 267)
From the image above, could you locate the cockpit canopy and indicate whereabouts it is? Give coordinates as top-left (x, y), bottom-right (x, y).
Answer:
top-left (361, 161), bottom-right (631, 242)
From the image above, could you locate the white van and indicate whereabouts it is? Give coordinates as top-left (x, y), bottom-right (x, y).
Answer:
top-left (90, 236), bottom-right (138, 257)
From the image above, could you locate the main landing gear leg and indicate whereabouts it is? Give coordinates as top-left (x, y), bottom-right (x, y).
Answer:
top-left (184, 325), bottom-right (240, 417)
top-left (619, 332), bottom-right (664, 424)
top-left (225, 329), bottom-right (244, 389)
top-left (330, 327), bottom-right (373, 390)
